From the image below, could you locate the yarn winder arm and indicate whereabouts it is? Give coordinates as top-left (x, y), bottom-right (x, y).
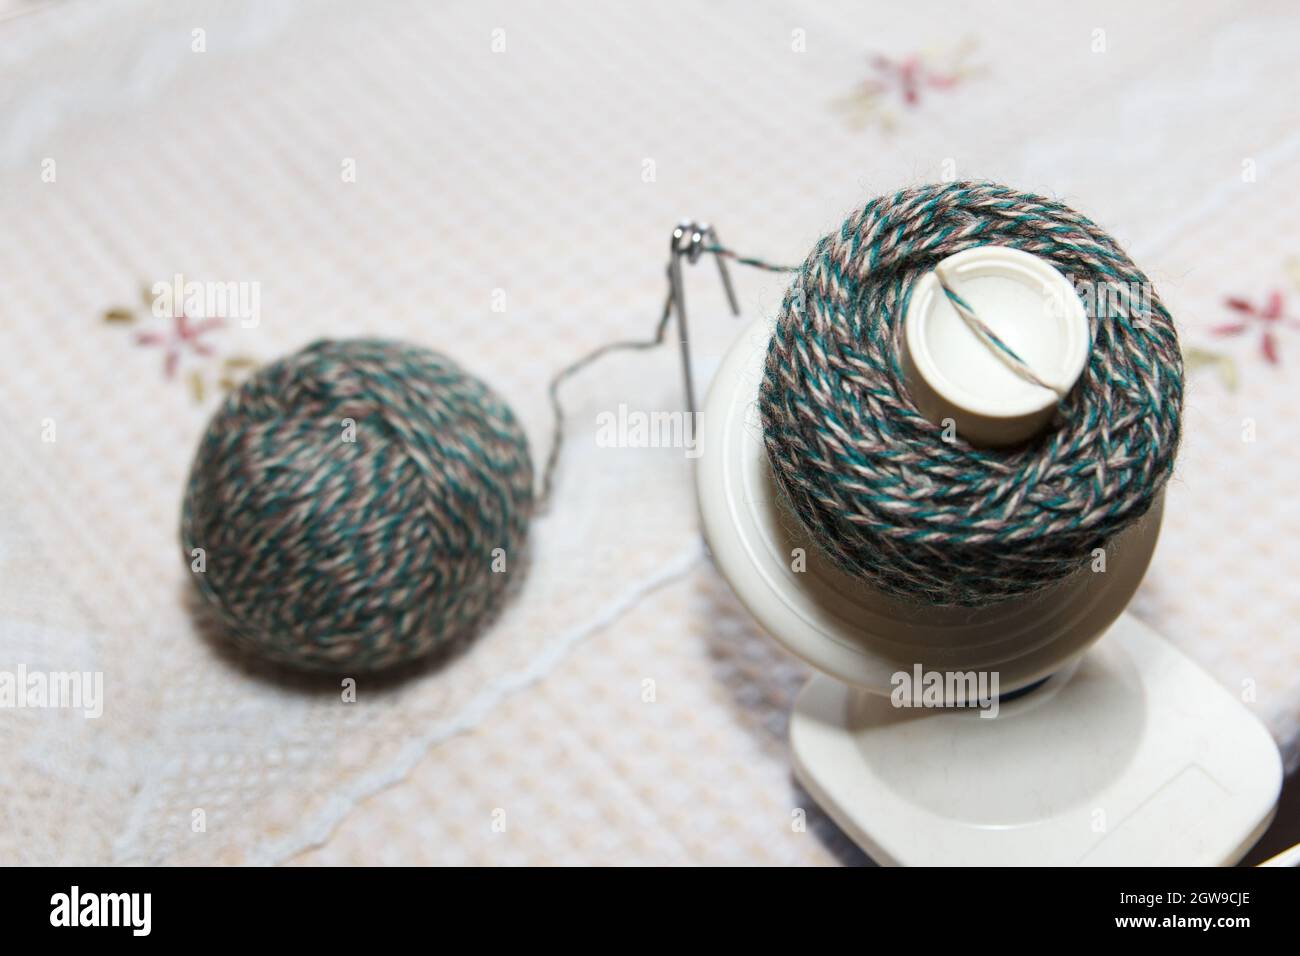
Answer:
top-left (667, 221), bottom-right (742, 416)
top-left (538, 220), bottom-right (742, 510)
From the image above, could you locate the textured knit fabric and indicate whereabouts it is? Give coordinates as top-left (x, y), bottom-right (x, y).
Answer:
top-left (181, 339), bottom-right (533, 671)
top-left (760, 182), bottom-right (1184, 606)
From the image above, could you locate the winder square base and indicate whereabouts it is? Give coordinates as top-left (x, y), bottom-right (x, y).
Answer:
top-left (790, 613), bottom-right (1282, 866)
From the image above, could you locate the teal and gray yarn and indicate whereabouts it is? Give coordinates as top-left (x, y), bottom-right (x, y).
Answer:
top-left (760, 182), bottom-right (1183, 606)
top-left (182, 339), bottom-right (533, 671)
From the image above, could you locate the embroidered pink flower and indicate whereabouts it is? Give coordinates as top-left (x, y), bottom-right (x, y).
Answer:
top-left (837, 40), bottom-right (982, 132)
top-left (136, 312), bottom-right (226, 378)
top-left (864, 53), bottom-right (964, 107)
top-left (1214, 290), bottom-right (1300, 365)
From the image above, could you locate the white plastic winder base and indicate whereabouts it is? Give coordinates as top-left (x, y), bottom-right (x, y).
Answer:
top-left (792, 617), bottom-right (1281, 866)
top-left (697, 311), bottom-right (1282, 866)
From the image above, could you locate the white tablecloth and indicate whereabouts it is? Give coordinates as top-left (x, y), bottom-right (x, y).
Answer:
top-left (1, 0), bottom-right (1297, 865)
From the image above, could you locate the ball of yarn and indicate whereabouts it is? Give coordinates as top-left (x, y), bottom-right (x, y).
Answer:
top-left (760, 182), bottom-right (1183, 606)
top-left (181, 339), bottom-right (533, 671)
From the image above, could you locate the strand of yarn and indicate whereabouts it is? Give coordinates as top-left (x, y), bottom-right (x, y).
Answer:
top-left (541, 290), bottom-right (673, 508)
top-left (182, 339), bottom-right (533, 671)
top-left (703, 244), bottom-right (800, 274)
top-left (760, 181), bottom-right (1183, 606)
top-left (934, 269), bottom-right (1068, 400)
top-left (539, 237), bottom-right (1064, 503)
top-left (707, 238), bottom-right (1080, 404)
top-left (715, 241), bottom-right (1068, 398)
top-left (540, 249), bottom-right (801, 505)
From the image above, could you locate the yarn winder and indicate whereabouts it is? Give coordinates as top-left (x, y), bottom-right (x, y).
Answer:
top-left (680, 184), bottom-right (1282, 865)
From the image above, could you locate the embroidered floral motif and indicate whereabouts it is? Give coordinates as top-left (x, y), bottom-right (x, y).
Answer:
top-left (1214, 289), bottom-right (1299, 365)
top-left (1190, 259), bottom-right (1300, 386)
top-left (836, 39), bottom-right (982, 131)
top-left (102, 283), bottom-right (256, 402)
top-left (136, 312), bottom-right (226, 379)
